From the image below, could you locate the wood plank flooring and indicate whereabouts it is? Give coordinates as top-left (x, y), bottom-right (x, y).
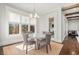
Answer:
top-left (0, 46), bottom-right (4, 55)
top-left (2, 42), bottom-right (62, 55)
top-left (0, 36), bottom-right (79, 55)
top-left (60, 36), bottom-right (79, 55)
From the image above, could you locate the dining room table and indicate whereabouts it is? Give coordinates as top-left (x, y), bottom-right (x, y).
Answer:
top-left (30, 36), bottom-right (45, 50)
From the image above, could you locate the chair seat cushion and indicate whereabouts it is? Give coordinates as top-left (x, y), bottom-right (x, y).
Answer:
top-left (27, 41), bottom-right (36, 45)
top-left (39, 39), bottom-right (47, 46)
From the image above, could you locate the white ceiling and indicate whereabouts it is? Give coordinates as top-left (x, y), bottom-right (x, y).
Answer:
top-left (7, 3), bottom-right (74, 15)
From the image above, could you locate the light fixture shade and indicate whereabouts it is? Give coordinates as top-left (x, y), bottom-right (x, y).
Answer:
top-left (29, 13), bottom-right (33, 18)
top-left (34, 13), bottom-right (39, 18)
top-left (29, 3), bottom-right (39, 19)
top-left (29, 13), bottom-right (39, 18)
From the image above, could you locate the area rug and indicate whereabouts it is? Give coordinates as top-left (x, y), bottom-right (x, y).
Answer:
top-left (16, 44), bottom-right (35, 51)
top-left (15, 42), bottom-right (63, 55)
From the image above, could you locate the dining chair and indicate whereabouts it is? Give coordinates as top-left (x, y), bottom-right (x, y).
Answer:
top-left (22, 33), bottom-right (36, 54)
top-left (38, 33), bottom-right (51, 53)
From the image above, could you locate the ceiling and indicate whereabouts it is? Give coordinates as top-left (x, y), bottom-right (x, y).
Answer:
top-left (63, 3), bottom-right (79, 20)
top-left (7, 3), bottom-right (75, 15)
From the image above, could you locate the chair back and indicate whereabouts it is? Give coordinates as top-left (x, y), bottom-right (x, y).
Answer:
top-left (45, 34), bottom-right (51, 44)
top-left (22, 33), bottom-right (28, 43)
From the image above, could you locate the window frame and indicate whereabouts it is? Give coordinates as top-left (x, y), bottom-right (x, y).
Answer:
top-left (7, 7), bottom-right (36, 36)
top-left (8, 11), bottom-right (21, 35)
top-left (21, 24), bottom-right (28, 33)
top-left (9, 23), bottom-right (19, 34)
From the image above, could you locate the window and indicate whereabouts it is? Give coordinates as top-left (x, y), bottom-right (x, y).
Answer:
top-left (30, 25), bottom-right (35, 33)
top-left (21, 16), bottom-right (29, 24)
top-left (30, 18), bottom-right (36, 25)
top-left (30, 18), bottom-right (36, 33)
top-left (21, 16), bottom-right (35, 33)
top-left (21, 25), bottom-right (28, 33)
top-left (9, 11), bottom-right (20, 23)
top-left (9, 23), bottom-right (19, 34)
top-left (21, 16), bottom-right (29, 33)
top-left (9, 11), bottom-right (20, 34)
top-left (8, 11), bottom-right (36, 35)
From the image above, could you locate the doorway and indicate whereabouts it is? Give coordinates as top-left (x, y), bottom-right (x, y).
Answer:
top-left (48, 17), bottom-right (54, 38)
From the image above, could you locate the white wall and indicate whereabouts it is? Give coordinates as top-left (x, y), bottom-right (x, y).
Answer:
top-left (0, 4), bottom-right (7, 45)
top-left (38, 7), bottom-right (64, 43)
top-left (65, 17), bottom-right (68, 36)
top-left (37, 15), bottom-right (49, 37)
top-left (68, 20), bottom-right (79, 31)
top-left (0, 4), bottom-right (12, 46)
top-left (61, 12), bottom-right (68, 42)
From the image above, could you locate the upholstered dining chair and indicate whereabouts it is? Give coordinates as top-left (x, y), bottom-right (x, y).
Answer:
top-left (38, 33), bottom-right (51, 53)
top-left (22, 33), bottom-right (36, 54)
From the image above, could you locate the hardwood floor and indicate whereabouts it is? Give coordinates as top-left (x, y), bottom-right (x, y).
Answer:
top-left (2, 42), bottom-right (62, 55)
top-left (0, 36), bottom-right (79, 55)
top-left (0, 46), bottom-right (4, 55)
top-left (60, 36), bottom-right (79, 55)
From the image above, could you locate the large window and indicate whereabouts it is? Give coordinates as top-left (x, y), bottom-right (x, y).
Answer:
top-left (21, 16), bottom-right (29, 33)
top-left (9, 11), bottom-right (20, 35)
top-left (21, 16), bottom-right (35, 33)
top-left (9, 11), bottom-right (36, 35)
top-left (9, 23), bottom-right (19, 34)
top-left (21, 25), bottom-right (28, 33)
top-left (30, 25), bottom-right (35, 33)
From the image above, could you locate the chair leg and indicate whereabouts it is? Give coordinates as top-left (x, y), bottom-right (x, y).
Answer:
top-left (35, 44), bottom-right (36, 50)
top-left (46, 45), bottom-right (48, 53)
top-left (38, 44), bottom-right (40, 50)
top-left (26, 45), bottom-right (28, 54)
top-left (23, 44), bottom-right (25, 50)
top-left (49, 44), bottom-right (51, 50)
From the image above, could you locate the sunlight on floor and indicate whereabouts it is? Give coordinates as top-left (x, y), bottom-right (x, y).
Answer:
top-left (76, 37), bottom-right (79, 42)
top-left (16, 44), bottom-right (35, 51)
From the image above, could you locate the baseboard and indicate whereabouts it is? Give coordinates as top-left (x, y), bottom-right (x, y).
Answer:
top-left (51, 40), bottom-right (62, 44)
top-left (0, 41), bottom-right (23, 47)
